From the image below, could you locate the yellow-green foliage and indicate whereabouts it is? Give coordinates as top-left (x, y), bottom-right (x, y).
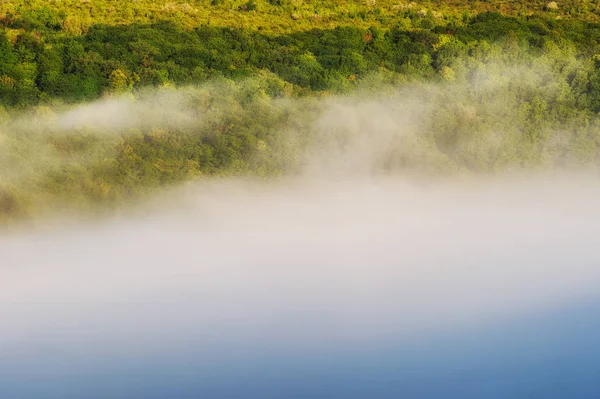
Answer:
top-left (2, 0), bottom-right (600, 36)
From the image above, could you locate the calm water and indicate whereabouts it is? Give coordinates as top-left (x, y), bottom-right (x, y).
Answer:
top-left (2, 297), bottom-right (600, 399)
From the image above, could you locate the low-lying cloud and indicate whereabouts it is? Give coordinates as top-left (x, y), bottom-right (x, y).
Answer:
top-left (2, 174), bottom-right (600, 355)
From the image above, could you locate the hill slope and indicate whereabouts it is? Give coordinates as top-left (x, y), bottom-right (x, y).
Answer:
top-left (1, 0), bottom-right (600, 222)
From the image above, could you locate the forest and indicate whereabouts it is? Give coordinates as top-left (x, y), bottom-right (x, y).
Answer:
top-left (2, 0), bottom-right (600, 222)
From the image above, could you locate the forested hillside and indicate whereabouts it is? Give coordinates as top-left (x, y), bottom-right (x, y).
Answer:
top-left (1, 0), bottom-right (600, 104)
top-left (2, 0), bottom-right (600, 222)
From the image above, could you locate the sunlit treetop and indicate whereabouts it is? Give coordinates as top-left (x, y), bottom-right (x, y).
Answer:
top-left (1, 0), bottom-right (599, 35)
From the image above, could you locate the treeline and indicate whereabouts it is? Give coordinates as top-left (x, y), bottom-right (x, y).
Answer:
top-left (3, 0), bottom-right (600, 36)
top-left (1, 9), bottom-right (600, 107)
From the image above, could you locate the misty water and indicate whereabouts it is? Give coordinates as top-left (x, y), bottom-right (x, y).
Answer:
top-left (2, 176), bottom-right (600, 398)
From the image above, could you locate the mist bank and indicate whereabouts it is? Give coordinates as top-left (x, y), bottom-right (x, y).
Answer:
top-left (2, 174), bottom-right (600, 397)
top-left (2, 57), bottom-right (600, 223)
top-left (3, 174), bottom-right (600, 337)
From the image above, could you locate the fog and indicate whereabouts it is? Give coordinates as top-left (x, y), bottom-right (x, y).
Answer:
top-left (2, 67), bottom-right (600, 396)
top-left (3, 174), bottom-right (600, 350)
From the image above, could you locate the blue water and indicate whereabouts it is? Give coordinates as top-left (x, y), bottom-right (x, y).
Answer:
top-left (3, 298), bottom-right (600, 399)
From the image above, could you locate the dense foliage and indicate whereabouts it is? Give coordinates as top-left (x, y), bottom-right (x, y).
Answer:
top-left (2, 0), bottom-right (600, 222)
top-left (1, 5), bottom-right (600, 105)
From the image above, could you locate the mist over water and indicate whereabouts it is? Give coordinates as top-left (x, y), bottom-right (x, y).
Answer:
top-left (3, 174), bottom-right (600, 398)
top-left (2, 65), bottom-right (600, 397)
